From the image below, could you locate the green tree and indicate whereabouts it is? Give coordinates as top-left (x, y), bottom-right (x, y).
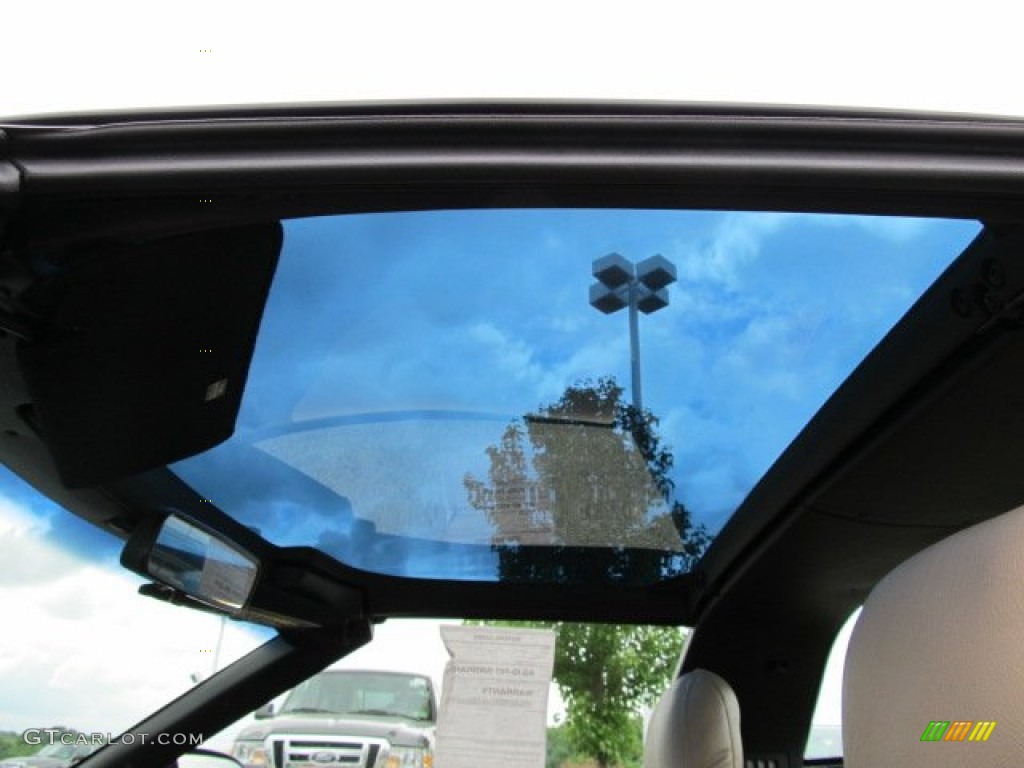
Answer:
top-left (464, 378), bottom-right (709, 767)
top-left (464, 376), bottom-right (711, 581)
top-left (0, 731), bottom-right (35, 759)
top-left (546, 722), bottom-right (576, 768)
top-left (470, 620), bottom-right (686, 768)
top-left (552, 622), bottom-right (683, 768)
top-left (0, 727), bottom-right (78, 760)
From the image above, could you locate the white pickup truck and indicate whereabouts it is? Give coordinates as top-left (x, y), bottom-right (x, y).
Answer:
top-left (230, 670), bottom-right (436, 768)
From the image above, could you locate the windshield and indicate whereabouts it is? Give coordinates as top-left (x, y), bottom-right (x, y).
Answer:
top-left (173, 209), bottom-right (980, 584)
top-left (281, 672), bottom-right (434, 721)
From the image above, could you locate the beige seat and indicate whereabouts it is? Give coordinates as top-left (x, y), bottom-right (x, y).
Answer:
top-left (843, 504), bottom-right (1024, 767)
top-left (644, 668), bottom-right (742, 768)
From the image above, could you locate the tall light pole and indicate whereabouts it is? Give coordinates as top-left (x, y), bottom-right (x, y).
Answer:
top-left (589, 253), bottom-right (677, 412)
top-left (212, 614), bottom-right (226, 676)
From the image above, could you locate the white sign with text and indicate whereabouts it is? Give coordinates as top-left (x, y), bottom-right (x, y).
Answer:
top-left (435, 625), bottom-right (557, 768)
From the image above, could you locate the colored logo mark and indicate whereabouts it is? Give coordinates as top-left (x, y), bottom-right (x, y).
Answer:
top-left (921, 720), bottom-right (996, 742)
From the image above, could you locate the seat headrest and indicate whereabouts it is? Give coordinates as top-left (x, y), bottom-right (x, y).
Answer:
top-left (843, 504), bottom-right (1024, 767)
top-left (644, 668), bottom-right (742, 768)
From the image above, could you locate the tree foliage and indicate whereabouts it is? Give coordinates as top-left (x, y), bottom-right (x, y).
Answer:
top-left (552, 622), bottom-right (683, 768)
top-left (472, 620), bottom-right (685, 768)
top-left (465, 377), bottom-right (710, 767)
top-left (0, 728), bottom-right (78, 760)
top-left (464, 376), bottom-right (711, 580)
top-left (0, 731), bottom-right (35, 760)
top-left (546, 723), bottom-right (576, 768)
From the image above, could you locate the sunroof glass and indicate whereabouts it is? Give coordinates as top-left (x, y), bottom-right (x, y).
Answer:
top-left (172, 209), bottom-right (981, 584)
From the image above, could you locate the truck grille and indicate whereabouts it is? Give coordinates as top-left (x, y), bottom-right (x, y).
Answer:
top-left (268, 735), bottom-right (385, 768)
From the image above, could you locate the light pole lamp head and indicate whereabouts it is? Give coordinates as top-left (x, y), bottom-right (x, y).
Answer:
top-left (592, 252), bottom-right (634, 288)
top-left (636, 254), bottom-right (677, 291)
top-left (637, 286), bottom-right (670, 314)
top-left (589, 282), bottom-right (629, 314)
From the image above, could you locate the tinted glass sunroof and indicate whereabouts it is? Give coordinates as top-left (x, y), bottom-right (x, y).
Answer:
top-left (173, 210), bottom-right (980, 584)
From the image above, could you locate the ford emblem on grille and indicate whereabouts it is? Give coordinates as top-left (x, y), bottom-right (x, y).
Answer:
top-left (310, 752), bottom-right (337, 763)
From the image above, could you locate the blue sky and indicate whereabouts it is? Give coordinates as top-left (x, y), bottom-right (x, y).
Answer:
top-left (166, 209), bottom-right (981, 580)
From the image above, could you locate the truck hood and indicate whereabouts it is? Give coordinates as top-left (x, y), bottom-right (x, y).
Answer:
top-left (235, 716), bottom-right (433, 748)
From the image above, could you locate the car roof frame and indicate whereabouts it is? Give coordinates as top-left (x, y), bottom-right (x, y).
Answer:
top-left (4, 102), bottom-right (1024, 764)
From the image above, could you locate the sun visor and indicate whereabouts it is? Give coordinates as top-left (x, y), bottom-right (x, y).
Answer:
top-left (17, 222), bottom-right (283, 488)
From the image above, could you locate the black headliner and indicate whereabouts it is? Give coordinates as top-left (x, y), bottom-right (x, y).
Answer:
top-left (3, 102), bottom-right (1024, 766)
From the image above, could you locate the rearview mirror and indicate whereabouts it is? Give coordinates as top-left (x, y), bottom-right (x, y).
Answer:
top-left (253, 702), bottom-right (275, 720)
top-left (124, 514), bottom-right (259, 612)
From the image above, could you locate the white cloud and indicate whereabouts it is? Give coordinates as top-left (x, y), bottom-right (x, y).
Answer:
top-left (717, 311), bottom-right (828, 401)
top-left (467, 322), bottom-right (547, 391)
top-left (672, 213), bottom-right (792, 290)
top-left (0, 499), bottom-right (265, 735)
top-left (814, 215), bottom-right (929, 245)
top-left (0, 499), bottom-right (82, 586)
top-left (542, 336), bottom-right (630, 400)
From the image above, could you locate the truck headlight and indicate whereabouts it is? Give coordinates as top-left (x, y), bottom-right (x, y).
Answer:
top-left (384, 746), bottom-right (432, 768)
top-left (231, 740), bottom-right (269, 767)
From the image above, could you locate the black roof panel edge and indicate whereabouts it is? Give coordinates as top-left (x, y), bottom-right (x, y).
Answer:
top-left (4, 99), bottom-right (1024, 126)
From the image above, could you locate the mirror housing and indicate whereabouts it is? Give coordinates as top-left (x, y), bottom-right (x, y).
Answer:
top-left (122, 508), bottom-right (365, 629)
top-left (122, 513), bottom-right (259, 613)
top-left (253, 702), bottom-right (275, 720)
